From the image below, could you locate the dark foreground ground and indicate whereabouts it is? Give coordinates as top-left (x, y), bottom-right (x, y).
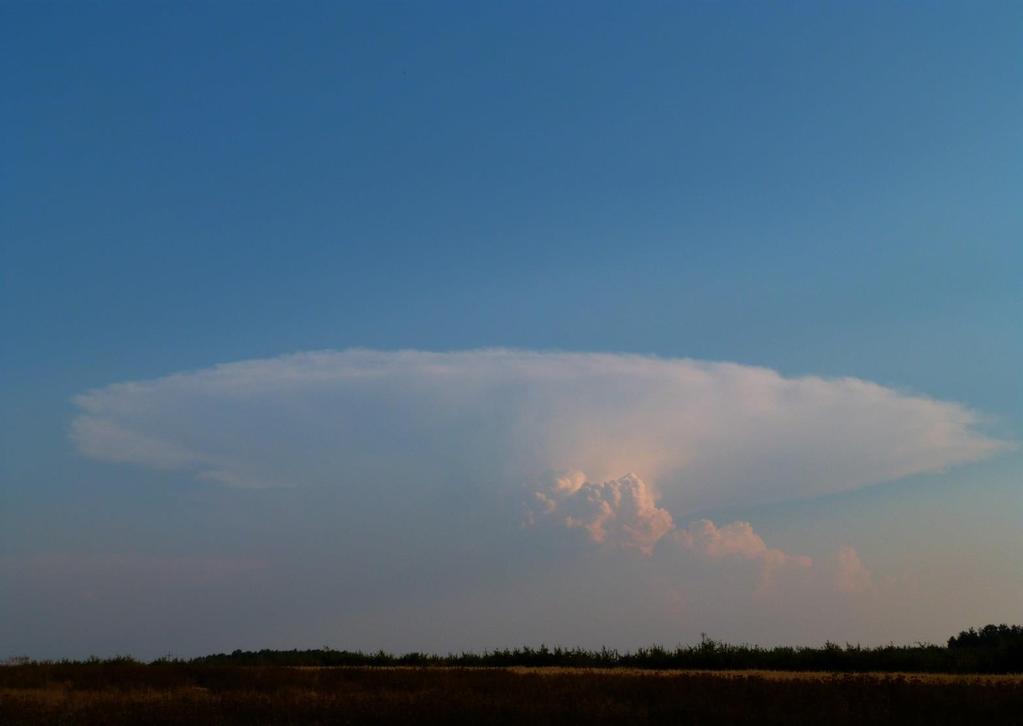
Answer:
top-left (3, 664), bottom-right (1023, 725)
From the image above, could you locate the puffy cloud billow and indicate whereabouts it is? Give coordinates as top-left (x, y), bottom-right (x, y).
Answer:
top-left (675, 519), bottom-right (812, 569)
top-left (532, 471), bottom-right (674, 554)
top-left (674, 519), bottom-right (813, 590)
top-left (529, 470), bottom-right (810, 585)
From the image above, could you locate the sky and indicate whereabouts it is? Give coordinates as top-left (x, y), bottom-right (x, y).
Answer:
top-left (1, 1), bottom-right (1021, 660)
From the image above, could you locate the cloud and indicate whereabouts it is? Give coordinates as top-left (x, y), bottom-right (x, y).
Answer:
top-left (72, 417), bottom-right (200, 470)
top-left (676, 519), bottom-right (812, 569)
top-left (834, 546), bottom-right (874, 594)
top-left (530, 470), bottom-right (808, 591)
top-left (34, 349), bottom-right (1017, 653)
top-left (71, 349), bottom-right (1007, 520)
top-left (674, 519), bottom-right (812, 589)
top-left (532, 471), bottom-right (674, 554)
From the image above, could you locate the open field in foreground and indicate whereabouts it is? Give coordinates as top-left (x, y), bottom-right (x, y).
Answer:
top-left (3, 664), bottom-right (1023, 725)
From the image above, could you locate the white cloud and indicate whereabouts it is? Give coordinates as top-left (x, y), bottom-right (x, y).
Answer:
top-left (71, 417), bottom-right (200, 470)
top-left (71, 349), bottom-right (1006, 518)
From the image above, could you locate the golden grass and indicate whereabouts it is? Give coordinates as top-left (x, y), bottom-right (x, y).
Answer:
top-left (505, 666), bottom-right (1023, 682)
top-left (3, 664), bottom-right (1023, 724)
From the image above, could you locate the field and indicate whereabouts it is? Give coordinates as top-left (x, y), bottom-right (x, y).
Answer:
top-left (3, 663), bottom-right (1023, 725)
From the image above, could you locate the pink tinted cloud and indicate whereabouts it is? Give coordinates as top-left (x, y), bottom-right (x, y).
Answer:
top-left (834, 546), bottom-right (874, 594)
top-left (675, 519), bottom-right (812, 589)
top-left (532, 471), bottom-right (674, 554)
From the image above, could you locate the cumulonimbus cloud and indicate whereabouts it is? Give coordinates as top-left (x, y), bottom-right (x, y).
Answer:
top-left (71, 348), bottom-right (1007, 519)
top-left (60, 348), bottom-right (1010, 644)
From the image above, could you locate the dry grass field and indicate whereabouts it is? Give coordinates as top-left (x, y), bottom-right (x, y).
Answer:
top-left (2, 663), bottom-right (1022, 725)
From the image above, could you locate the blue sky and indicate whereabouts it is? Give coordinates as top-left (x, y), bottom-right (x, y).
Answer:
top-left (2, 2), bottom-right (1021, 658)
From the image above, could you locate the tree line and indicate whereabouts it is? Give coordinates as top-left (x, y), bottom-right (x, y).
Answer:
top-left (187, 625), bottom-right (1023, 673)
top-left (8, 624), bottom-right (1022, 673)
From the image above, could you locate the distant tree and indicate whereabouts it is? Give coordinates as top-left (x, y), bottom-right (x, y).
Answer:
top-left (948, 624), bottom-right (1023, 649)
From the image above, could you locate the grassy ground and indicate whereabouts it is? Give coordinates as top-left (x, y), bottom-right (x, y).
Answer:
top-left (2, 664), bottom-right (1022, 725)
